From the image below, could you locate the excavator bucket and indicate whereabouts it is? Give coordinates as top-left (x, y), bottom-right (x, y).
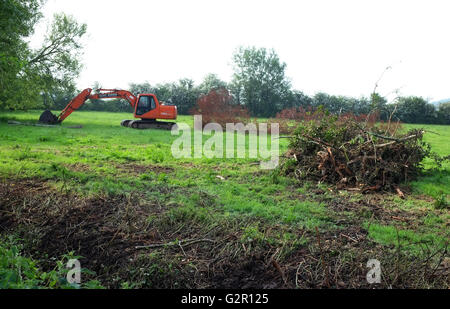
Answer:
top-left (39, 110), bottom-right (59, 124)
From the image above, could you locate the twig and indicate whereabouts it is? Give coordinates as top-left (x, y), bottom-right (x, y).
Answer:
top-left (395, 187), bottom-right (405, 199)
top-left (385, 103), bottom-right (398, 136)
top-left (178, 241), bottom-right (187, 257)
top-left (276, 136), bottom-right (293, 139)
top-left (340, 233), bottom-right (358, 243)
top-left (271, 259), bottom-right (288, 286)
top-left (301, 133), bottom-right (346, 156)
top-left (135, 238), bottom-right (215, 249)
top-left (295, 261), bottom-right (304, 288)
top-left (375, 132), bottom-right (424, 148)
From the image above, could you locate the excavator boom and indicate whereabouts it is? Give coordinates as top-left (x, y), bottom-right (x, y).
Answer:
top-left (89, 89), bottom-right (137, 107)
top-left (57, 88), bottom-right (93, 123)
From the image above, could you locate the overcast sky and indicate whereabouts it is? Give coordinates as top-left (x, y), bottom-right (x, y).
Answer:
top-left (30, 0), bottom-right (450, 102)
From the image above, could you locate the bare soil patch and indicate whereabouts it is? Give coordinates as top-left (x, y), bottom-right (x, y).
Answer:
top-left (64, 163), bottom-right (92, 173)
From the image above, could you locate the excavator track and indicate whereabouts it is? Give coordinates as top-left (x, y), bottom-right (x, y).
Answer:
top-left (121, 119), bottom-right (176, 130)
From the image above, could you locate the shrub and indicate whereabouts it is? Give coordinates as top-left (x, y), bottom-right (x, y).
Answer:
top-left (190, 88), bottom-right (250, 127)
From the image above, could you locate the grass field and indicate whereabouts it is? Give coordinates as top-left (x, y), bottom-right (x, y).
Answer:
top-left (0, 110), bottom-right (448, 289)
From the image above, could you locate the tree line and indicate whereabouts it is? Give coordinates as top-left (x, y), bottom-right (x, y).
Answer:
top-left (1, 1), bottom-right (448, 124)
top-left (77, 70), bottom-right (449, 125)
top-left (30, 46), bottom-right (450, 125)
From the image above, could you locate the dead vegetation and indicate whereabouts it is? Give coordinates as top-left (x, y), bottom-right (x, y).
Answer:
top-left (190, 88), bottom-right (250, 127)
top-left (113, 163), bottom-right (174, 176)
top-left (0, 179), bottom-right (447, 289)
top-left (281, 109), bottom-right (446, 192)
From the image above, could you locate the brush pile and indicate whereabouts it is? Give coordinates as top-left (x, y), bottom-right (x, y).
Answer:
top-left (282, 110), bottom-right (434, 191)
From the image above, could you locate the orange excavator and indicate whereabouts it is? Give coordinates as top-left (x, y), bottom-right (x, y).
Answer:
top-left (39, 88), bottom-right (177, 130)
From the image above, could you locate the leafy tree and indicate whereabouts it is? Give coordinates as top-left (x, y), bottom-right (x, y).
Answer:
top-left (42, 87), bottom-right (76, 110)
top-left (28, 13), bottom-right (87, 102)
top-left (198, 73), bottom-right (227, 95)
top-left (395, 96), bottom-right (438, 124)
top-left (438, 102), bottom-right (450, 124)
top-left (288, 90), bottom-right (313, 108)
top-left (353, 97), bottom-right (372, 115)
top-left (169, 78), bottom-right (199, 114)
top-left (312, 93), bottom-right (338, 113)
top-left (370, 92), bottom-right (389, 120)
top-left (0, 0), bottom-right (43, 109)
top-left (152, 83), bottom-right (173, 103)
top-left (0, 0), bottom-right (86, 110)
top-left (129, 82), bottom-right (153, 95)
top-left (231, 46), bottom-right (291, 117)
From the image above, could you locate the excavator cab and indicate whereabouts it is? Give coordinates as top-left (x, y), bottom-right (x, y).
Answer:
top-left (128, 93), bottom-right (177, 129)
top-left (135, 95), bottom-right (157, 116)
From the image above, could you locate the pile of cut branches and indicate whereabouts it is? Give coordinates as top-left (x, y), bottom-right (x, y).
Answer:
top-left (281, 111), bottom-right (442, 191)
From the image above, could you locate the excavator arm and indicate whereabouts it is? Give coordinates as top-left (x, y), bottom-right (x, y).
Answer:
top-left (40, 88), bottom-right (138, 124)
top-left (89, 89), bottom-right (137, 108)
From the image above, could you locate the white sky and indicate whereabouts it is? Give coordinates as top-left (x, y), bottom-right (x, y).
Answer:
top-left (30, 0), bottom-right (450, 102)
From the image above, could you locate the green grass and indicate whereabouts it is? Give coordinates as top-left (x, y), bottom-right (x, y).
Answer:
top-left (0, 111), bottom-right (288, 190)
top-left (0, 110), bottom-right (447, 223)
top-left (402, 123), bottom-right (450, 198)
top-left (364, 222), bottom-right (448, 256)
top-left (0, 110), bottom-right (449, 287)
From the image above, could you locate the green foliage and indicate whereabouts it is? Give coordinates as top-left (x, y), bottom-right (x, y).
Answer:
top-left (0, 237), bottom-right (103, 289)
top-left (197, 73), bottom-right (227, 95)
top-left (0, 1), bottom-right (86, 110)
top-left (434, 193), bottom-right (448, 209)
top-left (393, 96), bottom-right (446, 124)
top-left (438, 102), bottom-right (450, 124)
top-left (288, 108), bottom-right (340, 154)
top-left (0, 0), bottom-right (43, 109)
top-left (288, 90), bottom-right (314, 109)
top-left (364, 222), bottom-right (448, 256)
top-left (370, 92), bottom-right (389, 119)
top-left (231, 46), bottom-right (292, 117)
top-left (0, 0), bottom-right (42, 42)
top-left (312, 92), bottom-right (372, 116)
top-left (241, 224), bottom-right (266, 244)
top-left (28, 13), bottom-right (87, 100)
top-left (169, 78), bottom-right (200, 115)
